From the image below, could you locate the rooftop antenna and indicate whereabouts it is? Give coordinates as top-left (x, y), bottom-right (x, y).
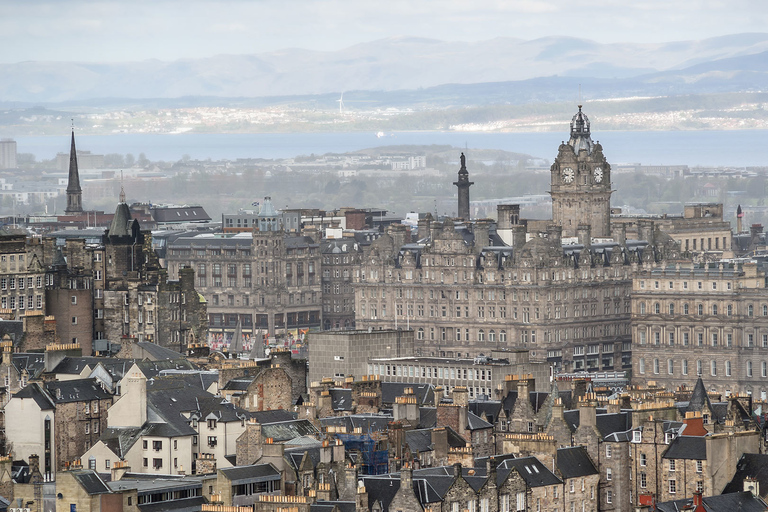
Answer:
top-left (338, 92), bottom-right (345, 114)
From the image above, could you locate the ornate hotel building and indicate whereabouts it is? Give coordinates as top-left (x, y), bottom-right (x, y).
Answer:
top-left (354, 107), bottom-right (687, 373)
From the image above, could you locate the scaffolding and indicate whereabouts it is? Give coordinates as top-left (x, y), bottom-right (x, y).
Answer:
top-left (335, 433), bottom-right (388, 475)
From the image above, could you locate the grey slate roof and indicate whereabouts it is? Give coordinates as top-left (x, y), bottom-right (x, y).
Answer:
top-left (466, 411), bottom-right (493, 430)
top-left (497, 457), bottom-right (562, 488)
top-left (656, 491), bottom-right (768, 512)
top-left (723, 453), bottom-right (768, 494)
top-left (13, 382), bottom-right (54, 410)
top-left (12, 353), bottom-right (46, 379)
top-left (687, 376), bottom-right (714, 414)
top-left (134, 342), bottom-right (185, 361)
top-left (381, 382), bottom-right (434, 406)
top-left (219, 463), bottom-right (280, 484)
top-left (318, 413), bottom-right (392, 434)
top-left (663, 436), bottom-right (707, 460)
top-left (151, 206), bottom-right (211, 223)
top-left (139, 496), bottom-right (206, 512)
top-left (556, 446), bottom-right (598, 479)
top-left (46, 378), bottom-right (111, 404)
top-left (72, 470), bottom-right (112, 495)
top-left (404, 427), bottom-right (467, 454)
top-left (261, 419), bottom-right (319, 442)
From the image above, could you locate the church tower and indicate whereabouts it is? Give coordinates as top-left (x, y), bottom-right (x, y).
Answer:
top-left (453, 152), bottom-right (473, 220)
top-left (64, 130), bottom-right (83, 215)
top-left (550, 106), bottom-right (612, 238)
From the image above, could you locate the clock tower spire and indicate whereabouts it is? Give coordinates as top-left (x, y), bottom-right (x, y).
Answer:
top-left (550, 106), bottom-right (612, 238)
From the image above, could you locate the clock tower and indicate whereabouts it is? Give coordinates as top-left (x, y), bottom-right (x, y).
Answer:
top-left (550, 106), bottom-right (612, 238)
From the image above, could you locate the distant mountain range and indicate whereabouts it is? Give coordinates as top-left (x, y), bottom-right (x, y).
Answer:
top-left (1, 33), bottom-right (767, 105)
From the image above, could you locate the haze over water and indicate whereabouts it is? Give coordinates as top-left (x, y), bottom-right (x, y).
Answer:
top-left (12, 130), bottom-right (768, 167)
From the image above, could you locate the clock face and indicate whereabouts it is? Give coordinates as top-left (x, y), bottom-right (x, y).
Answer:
top-left (562, 167), bottom-right (575, 184)
top-left (593, 167), bottom-right (604, 183)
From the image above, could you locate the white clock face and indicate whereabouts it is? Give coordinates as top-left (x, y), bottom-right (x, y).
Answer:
top-left (562, 167), bottom-right (575, 184)
top-left (594, 167), bottom-right (604, 183)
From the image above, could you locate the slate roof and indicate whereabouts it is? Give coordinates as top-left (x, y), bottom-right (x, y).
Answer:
top-left (331, 388), bottom-right (354, 411)
top-left (723, 453), bottom-right (768, 494)
top-left (469, 400), bottom-right (502, 424)
top-left (221, 379), bottom-right (252, 391)
top-left (319, 413), bottom-right (393, 434)
top-left (556, 446), bottom-right (598, 479)
top-left (562, 410), bottom-right (632, 437)
top-left (250, 410), bottom-right (297, 424)
top-left (219, 463), bottom-right (280, 484)
top-left (151, 206), bottom-right (211, 223)
top-left (687, 377), bottom-right (714, 414)
top-left (137, 359), bottom-right (197, 379)
top-left (663, 436), bottom-right (707, 460)
top-left (46, 378), bottom-right (111, 404)
top-left (404, 427), bottom-right (467, 454)
top-left (13, 382), bottom-right (54, 410)
top-left (0, 321), bottom-right (23, 347)
top-left (134, 342), bottom-right (185, 361)
top-left (99, 427), bottom-right (145, 458)
top-left (71, 470), bottom-right (112, 494)
top-left (419, 407), bottom-right (437, 429)
top-left (466, 411), bottom-right (493, 430)
top-left (381, 382), bottom-right (434, 406)
top-left (261, 420), bottom-right (319, 442)
top-left (501, 391), bottom-right (562, 417)
top-left (497, 457), bottom-right (561, 488)
top-left (12, 353), bottom-right (46, 379)
top-left (656, 491), bottom-right (768, 512)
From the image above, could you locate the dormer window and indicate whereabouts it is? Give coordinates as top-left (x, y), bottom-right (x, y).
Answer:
top-left (632, 431), bottom-right (642, 443)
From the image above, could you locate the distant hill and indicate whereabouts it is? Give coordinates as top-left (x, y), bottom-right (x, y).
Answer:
top-left (1, 33), bottom-right (767, 104)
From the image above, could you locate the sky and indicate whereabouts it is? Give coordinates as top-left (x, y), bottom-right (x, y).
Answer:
top-left (1, 0), bottom-right (766, 63)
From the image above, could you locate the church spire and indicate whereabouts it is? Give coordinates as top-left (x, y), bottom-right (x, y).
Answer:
top-left (64, 128), bottom-right (83, 214)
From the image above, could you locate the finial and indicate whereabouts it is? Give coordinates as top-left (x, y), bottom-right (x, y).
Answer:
top-left (71, 118), bottom-right (74, 132)
top-left (119, 186), bottom-right (126, 204)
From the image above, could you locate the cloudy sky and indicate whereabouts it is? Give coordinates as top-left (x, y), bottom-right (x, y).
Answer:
top-left (1, 0), bottom-right (765, 63)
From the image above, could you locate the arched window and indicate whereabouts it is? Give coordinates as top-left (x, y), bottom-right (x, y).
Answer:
top-left (669, 303), bottom-right (675, 315)
top-left (698, 304), bottom-right (703, 315)
top-left (488, 330), bottom-right (495, 343)
top-left (640, 303), bottom-right (646, 315)
top-left (684, 303), bottom-right (689, 315)
top-left (747, 361), bottom-right (754, 377)
top-left (653, 358), bottom-right (659, 374)
top-left (639, 358), bottom-right (645, 374)
top-left (417, 328), bottom-right (424, 340)
top-left (478, 330), bottom-right (485, 342)
top-left (712, 304), bottom-right (718, 315)
top-left (499, 330), bottom-right (507, 342)
top-left (654, 303), bottom-right (660, 314)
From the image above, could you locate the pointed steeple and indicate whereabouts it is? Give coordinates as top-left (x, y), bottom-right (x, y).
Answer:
top-left (686, 376), bottom-right (713, 415)
top-left (64, 129), bottom-right (83, 214)
top-left (229, 318), bottom-right (244, 356)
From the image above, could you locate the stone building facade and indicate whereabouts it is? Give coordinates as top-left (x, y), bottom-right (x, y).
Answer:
top-left (42, 197), bottom-right (207, 352)
top-left (631, 261), bottom-right (768, 396)
top-left (165, 197), bottom-right (322, 345)
top-left (321, 238), bottom-right (362, 330)
top-left (0, 234), bottom-right (46, 321)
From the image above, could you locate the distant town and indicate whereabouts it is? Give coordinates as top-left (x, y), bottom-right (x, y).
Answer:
top-left (0, 107), bottom-right (768, 512)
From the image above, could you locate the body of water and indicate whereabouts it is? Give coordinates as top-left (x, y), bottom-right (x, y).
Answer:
top-left (11, 130), bottom-right (768, 167)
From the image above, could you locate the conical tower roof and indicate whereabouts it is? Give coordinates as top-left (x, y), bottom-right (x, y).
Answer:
top-left (108, 191), bottom-right (133, 238)
top-left (568, 105), bottom-right (594, 155)
top-left (686, 376), bottom-right (713, 414)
